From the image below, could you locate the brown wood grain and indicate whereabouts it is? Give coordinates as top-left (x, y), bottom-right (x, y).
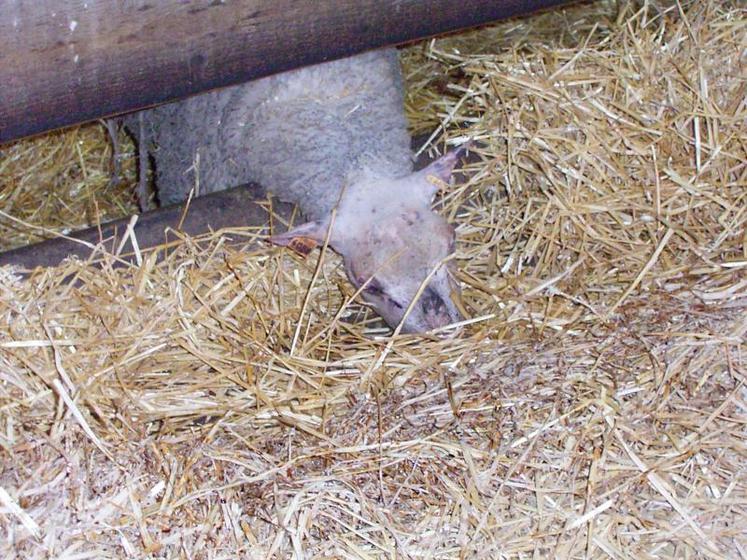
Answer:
top-left (0, 0), bottom-right (571, 144)
top-left (0, 183), bottom-right (294, 272)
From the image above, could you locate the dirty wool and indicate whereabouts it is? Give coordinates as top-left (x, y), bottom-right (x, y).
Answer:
top-left (0, 0), bottom-right (745, 557)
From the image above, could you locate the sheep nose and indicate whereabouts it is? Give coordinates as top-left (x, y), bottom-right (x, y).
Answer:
top-left (419, 286), bottom-right (462, 330)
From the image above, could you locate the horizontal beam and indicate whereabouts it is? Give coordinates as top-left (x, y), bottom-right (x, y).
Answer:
top-left (0, 184), bottom-right (293, 272)
top-left (0, 0), bottom-right (571, 144)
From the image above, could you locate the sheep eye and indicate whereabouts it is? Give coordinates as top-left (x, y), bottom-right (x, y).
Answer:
top-left (362, 278), bottom-right (403, 309)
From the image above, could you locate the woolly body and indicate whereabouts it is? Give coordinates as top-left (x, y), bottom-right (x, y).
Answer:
top-left (127, 49), bottom-right (464, 332)
top-left (131, 49), bottom-right (412, 220)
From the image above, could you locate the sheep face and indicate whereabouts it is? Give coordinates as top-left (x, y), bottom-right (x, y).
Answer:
top-left (270, 146), bottom-right (467, 334)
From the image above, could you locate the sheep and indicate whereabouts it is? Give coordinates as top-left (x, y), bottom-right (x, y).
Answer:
top-left (125, 48), bottom-right (467, 333)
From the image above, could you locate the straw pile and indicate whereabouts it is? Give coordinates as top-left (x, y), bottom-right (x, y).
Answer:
top-left (1, 0), bottom-right (745, 557)
top-left (0, 125), bottom-right (138, 251)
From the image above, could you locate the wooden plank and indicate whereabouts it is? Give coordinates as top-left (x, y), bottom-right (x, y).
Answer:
top-left (0, 0), bottom-right (570, 144)
top-left (0, 183), bottom-right (292, 272)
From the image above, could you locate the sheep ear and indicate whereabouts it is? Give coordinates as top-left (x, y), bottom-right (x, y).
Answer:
top-left (268, 220), bottom-right (331, 257)
top-left (418, 142), bottom-right (473, 196)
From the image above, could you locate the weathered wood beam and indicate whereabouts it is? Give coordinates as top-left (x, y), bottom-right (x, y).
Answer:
top-left (0, 184), bottom-right (294, 273)
top-left (0, 0), bottom-right (572, 144)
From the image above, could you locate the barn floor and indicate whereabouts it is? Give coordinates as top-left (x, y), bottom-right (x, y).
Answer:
top-left (1, 1), bottom-right (745, 558)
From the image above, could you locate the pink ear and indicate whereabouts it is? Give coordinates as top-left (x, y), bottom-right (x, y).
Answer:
top-left (419, 141), bottom-right (473, 194)
top-left (415, 141), bottom-right (472, 201)
top-left (268, 220), bottom-right (330, 257)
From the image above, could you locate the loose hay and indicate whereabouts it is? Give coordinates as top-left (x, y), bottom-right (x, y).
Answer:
top-left (0, 125), bottom-right (138, 252)
top-left (1, 0), bottom-right (746, 558)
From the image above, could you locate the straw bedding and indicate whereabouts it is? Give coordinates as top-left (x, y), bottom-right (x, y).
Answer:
top-left (1, 0), bottom-right (745, 557)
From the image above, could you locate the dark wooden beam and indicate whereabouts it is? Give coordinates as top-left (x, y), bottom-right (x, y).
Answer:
top-left (0, 0), bottom-right (571, 144)
top-left (0, 184), bottom-right (294, 273)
